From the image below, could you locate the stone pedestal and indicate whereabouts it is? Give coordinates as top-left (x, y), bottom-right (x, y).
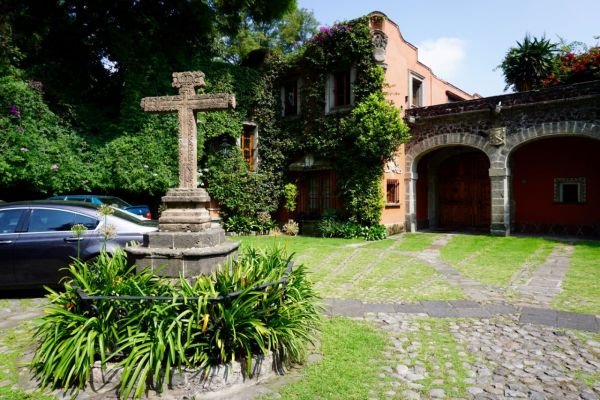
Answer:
top-left (126, 188), bottom-right (239, 278)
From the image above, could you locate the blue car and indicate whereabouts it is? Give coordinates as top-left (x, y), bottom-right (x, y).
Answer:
top-left (48, 195), bottom-right (152, 219)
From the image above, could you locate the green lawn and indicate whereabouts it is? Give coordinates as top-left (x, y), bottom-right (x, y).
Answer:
top-left (552, 241), bottom-right (600, 315)
top-left (265, 317), bottom-right (391, 400)
top-left (235, 235), bottom-right (464, 303)
top-left (438, 235), bottom-right (555, 286)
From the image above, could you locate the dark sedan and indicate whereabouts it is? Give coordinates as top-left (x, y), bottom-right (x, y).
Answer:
top-left (0, 201), bottom-right (158, 289)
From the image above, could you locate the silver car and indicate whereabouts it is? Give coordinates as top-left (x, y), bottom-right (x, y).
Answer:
top-left (0, 201), bottom-right (157, 289)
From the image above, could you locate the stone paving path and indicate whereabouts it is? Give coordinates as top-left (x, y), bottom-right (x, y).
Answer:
top-left (1, 236), bottom-right (599, 400)
top-left (514, 244), bottom-right (574, 308)
top-left (414, 235), bottom-right (507, 303)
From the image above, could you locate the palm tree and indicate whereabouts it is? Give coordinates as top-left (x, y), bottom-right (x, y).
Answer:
top-left (499, 35), bottom-right (557, 92)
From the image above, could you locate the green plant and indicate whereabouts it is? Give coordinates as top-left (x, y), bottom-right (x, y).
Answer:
top-left (32, 246), bottom-right (320, 399)
top-left (283, 183), bottom-right (298, 212)
top-left (498, 34), bottom-right (557, 91)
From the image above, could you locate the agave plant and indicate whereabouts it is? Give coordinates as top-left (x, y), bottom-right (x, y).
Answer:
top-left (499, 34), bottom-right (557, 92)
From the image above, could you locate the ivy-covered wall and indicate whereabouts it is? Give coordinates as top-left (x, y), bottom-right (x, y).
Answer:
top-left (267, 17), bottom-right (410, 226)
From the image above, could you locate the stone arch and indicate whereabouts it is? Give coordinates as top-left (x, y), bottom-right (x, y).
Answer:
top-left (507, 122), bottom-right (600, 236)
top-left (405, 133), bottom-right (492, 175)
top-left (503, 120), bottom-right (600, 169)
top-left (404, 133), bottom-right (494, 233)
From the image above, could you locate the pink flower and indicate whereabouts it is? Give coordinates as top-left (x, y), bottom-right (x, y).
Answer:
top-left (20, 147), bottom-right (28, 152)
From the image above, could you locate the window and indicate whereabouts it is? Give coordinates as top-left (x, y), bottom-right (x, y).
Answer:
top-left (409, 74), bottom-right (424, 108)
top-left (0, 209), bottom-right (24, 233)
top-left (325, 68), bottom-right (355, 113)
top-left (28, 209), bottom-right (98, 232)
top-left (554, 177), bottom-right (586, 204)
top-left (334, 71), bottom-right (351, 107)
top-left (386, 179), bottom-right (400, 205)
top-left (297, 171), bottom-right (340, 217)
top-left (282, 81), bottom-right (298, 116)
top-left (240, 124), bottom-right (258, 171)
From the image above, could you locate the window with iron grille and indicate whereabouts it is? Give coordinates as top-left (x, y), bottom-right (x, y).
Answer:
top-left (386, 179), bottom-right (400, 205)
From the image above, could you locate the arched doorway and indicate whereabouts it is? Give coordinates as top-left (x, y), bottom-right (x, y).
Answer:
top-left (510, 136), bottom-right (600, 236)
top-left (416, 147), bottom-right (491, 231)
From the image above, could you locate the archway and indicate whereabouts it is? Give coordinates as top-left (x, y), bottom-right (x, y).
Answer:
top-left (416, 146), bottom-right (491, 231)
top-left (510, 136), bottom-right (600, 236)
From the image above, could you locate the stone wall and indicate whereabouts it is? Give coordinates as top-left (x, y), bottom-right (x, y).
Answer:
top-left (403, 80), bottom-right (600, 236)
top-left (404, 80), bottom-right (600, 148)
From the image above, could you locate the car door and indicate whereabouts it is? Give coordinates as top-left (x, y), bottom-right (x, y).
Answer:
top-left (0, 208), bottom-right (27, 287)
top-left (14, 207), bottom-right (99, 287)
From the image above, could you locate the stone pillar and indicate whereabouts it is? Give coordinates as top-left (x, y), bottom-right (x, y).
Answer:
top-left (405, 172), bottom-right (418, 232)
top-left (489, 168), bottom-right (511, 236)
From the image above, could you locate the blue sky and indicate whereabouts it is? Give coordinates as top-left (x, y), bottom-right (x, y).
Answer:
top-left (296, 0), bottom-right (599, 97)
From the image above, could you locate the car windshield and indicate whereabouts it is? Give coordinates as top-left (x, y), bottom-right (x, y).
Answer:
top-left (97, 196), bottom-right (131, 208)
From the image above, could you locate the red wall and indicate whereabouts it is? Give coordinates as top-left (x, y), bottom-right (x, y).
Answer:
top-left (512, 137), bottom-right (600, 225)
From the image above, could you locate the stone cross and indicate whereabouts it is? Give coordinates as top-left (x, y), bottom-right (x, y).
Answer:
top-left (141, 71), bottom-right (236, 189)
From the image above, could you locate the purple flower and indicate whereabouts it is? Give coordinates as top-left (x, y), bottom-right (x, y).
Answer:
top-left (20, 147), bottom-right (28, 152)
top-left (15, 126), bottom-right (24, 133)
top-left (9, 105), bottom-right (21, 118)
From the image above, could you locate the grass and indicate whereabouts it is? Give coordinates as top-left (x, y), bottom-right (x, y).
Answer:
top-left (268, 316), bottom-right (480, 400)
top-left (0, 322), bottom-right (55, 400)
top-left (439, 235), bottom-right (555, 286)
top-left (360, 232), bottom-right (440, 251)
top-left (552, 241), bottom-right (600, 315)
top-left (267, 317), bottom-right (390, 399)
top-left (235, 235), bottom-right (464, 303)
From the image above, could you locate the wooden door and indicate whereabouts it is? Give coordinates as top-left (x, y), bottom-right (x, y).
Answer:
top-left (438, 152), bottom-right (490, 229)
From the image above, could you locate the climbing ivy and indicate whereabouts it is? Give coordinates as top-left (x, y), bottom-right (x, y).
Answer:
top-left (266, 17), bottom-right (410, 225)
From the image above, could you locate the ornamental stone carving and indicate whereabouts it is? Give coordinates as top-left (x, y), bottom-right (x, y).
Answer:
top-left (489, 126), bottom-right (506, 146)
top-left (372, 30), bottom-right (388, 64)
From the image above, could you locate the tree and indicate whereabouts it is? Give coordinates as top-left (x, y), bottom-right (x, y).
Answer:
top-left (221, 8), bottom-right (319, 63)
top-left (1, 0), bottom-right (296, 131)
top-left (499, 35), bottom-right (557, 92)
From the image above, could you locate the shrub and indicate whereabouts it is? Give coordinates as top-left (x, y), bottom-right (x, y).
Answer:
top-left (32, 247), bottom-right (320, 399)
top-left (318, 217), bottom-right (387, 241)
top-left (283, 183), bottom-right (298, 212)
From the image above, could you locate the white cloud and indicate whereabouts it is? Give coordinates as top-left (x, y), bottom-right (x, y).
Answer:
top-left (417, 37), bottom-right (466, 80)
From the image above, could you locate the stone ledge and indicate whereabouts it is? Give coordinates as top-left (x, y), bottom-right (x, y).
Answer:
top-left (87, 353), bottom-right (281, 399)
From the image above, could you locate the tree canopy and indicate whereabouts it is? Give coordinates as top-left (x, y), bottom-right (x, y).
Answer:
top-left (1, 0), bottom-right (296, 130)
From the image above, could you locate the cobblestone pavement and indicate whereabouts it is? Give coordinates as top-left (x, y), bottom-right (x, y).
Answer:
top-left (1, 237), bottom-right (599, 399)
top-left (363, 312), bottom-right (600, 400)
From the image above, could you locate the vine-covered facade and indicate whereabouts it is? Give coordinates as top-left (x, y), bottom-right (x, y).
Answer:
top-left (261, 12), bottom-right (477, 232)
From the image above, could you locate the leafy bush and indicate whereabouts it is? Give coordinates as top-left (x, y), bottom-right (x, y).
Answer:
top-left (318, 217), bottom-right (386, 241)
top-left (283, 183), bottom-right (298, 212)
top-left (223, 213), bottom-right (277, 235)
top-left (206, 146), bottom-right (281, 220)
top-left (32, 247), bottom-right (320, 399)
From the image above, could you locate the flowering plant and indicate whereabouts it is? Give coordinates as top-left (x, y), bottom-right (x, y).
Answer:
top-left (543, 46), bottom-right (600, 87)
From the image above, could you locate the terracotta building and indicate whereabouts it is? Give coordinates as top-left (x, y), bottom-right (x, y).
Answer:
top-left (273, 11), bottom-right (478, 232)
top-left (365, 12), bottom-right (478, 229)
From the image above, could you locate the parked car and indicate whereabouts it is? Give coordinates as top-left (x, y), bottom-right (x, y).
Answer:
top-left (47, 194), bottom-right (153, 219)
top-left (0, 200), bottom-right (158, 289)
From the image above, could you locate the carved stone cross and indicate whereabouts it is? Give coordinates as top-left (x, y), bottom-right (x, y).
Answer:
top-left (141, 71), bottom-right (236, 189)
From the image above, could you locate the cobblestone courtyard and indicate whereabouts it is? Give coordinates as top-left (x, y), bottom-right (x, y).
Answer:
top-left (1, 234), bottom-right (599, 399)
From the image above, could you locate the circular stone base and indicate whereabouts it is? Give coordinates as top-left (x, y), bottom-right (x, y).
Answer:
top-left (126, 236), bottom-right (239, 277)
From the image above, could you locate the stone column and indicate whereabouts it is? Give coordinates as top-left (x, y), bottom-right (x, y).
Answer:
top-left (489, 168), bottom-right (511, 236)
top-left (405, 172), bottom-right (418, 232)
